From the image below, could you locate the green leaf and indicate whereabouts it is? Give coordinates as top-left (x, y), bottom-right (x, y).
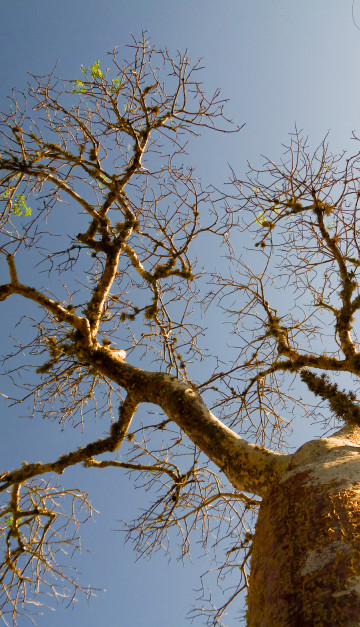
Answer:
top-left (0, 192), bottom-right (32, 217)
top-left (80, 60), bottom-right (103, 79)
top-left (72, 80), bottom-right (86, 94)
top-left (89, 60), bottom-right (103, 79)
top-left (4, 514), bottom-right (23, 527)
top-left (255, 212), bottom-right (266, 226)
top-left (13, 195), bottom-right (31, 216)
top-left (109, 78), bottom-right (121, 94)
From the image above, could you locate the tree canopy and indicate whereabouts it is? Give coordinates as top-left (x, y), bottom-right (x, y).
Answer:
top-left (2, 35), bottom-right (360, 626)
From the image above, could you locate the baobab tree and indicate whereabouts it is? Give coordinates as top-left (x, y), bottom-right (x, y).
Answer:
top-left (1, 35), bottom-right (360, 626)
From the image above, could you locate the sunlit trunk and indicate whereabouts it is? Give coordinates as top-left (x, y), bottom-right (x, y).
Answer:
top-left (246, 427), bottom-right (360, 626)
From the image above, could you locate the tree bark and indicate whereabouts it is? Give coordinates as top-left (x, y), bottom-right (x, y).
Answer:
top-left (246, 425), bottom-right (360, 627)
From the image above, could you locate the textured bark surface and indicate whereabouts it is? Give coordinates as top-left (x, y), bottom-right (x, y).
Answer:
top-left (246, 426), bottom-right (360, 626)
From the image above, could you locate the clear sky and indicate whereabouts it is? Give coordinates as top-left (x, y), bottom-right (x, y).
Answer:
top-left (1, 1), bottom-right (360, 625)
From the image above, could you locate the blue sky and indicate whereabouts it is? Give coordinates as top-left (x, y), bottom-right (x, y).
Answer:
top-left (1, 1), bottom-right (360, 625)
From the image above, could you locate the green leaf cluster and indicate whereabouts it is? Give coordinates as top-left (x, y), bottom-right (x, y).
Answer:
top-left (255, 212), bottom-right (274, 228)
top-left (4, 514), bottom-right (22, 527)
top-left (109, 78), bottom-right (121, 94)
top-left (72, 80), bottom-right (87, 94)
top-left (81, 60), bottom-right (103, 79)
top-left (255, 212), bottom-right (267, 227)
top-left (72, 61), bottom-right (122, 96)
top-left (255, 203), bottom-right (281, 228)
top-left (0, 190), bottom-right (32, 216)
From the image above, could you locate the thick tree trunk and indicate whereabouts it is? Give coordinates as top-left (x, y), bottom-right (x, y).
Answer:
top-left (247, 426), bottom-right (360, 627)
